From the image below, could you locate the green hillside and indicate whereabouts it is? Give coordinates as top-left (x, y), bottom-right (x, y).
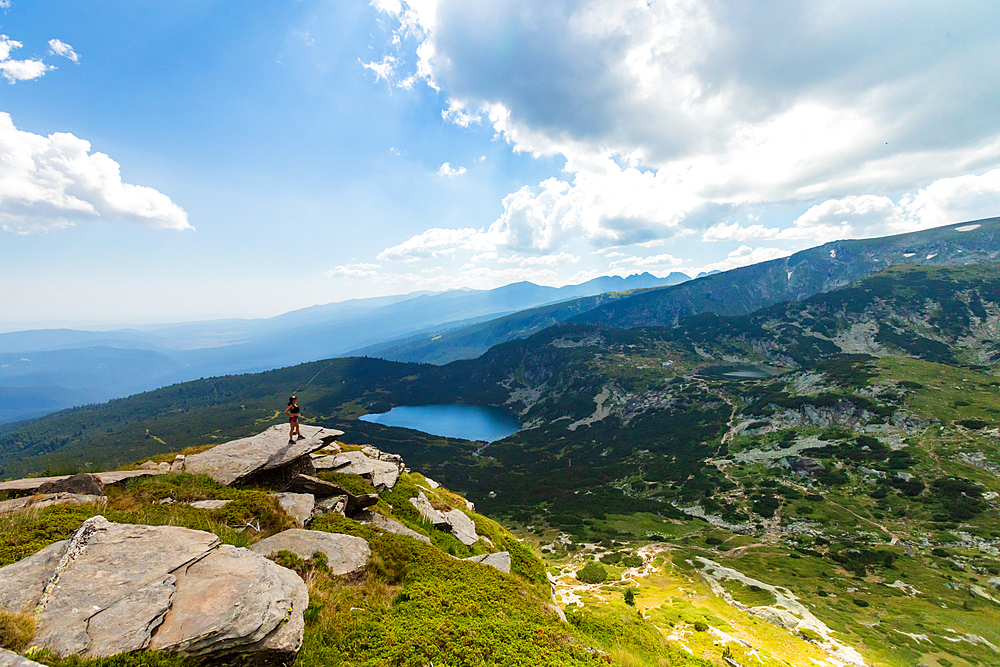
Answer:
top-left (3, 263), bottom-right (1000, 666)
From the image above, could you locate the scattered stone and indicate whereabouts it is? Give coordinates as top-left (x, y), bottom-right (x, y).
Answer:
top-left (251, 529), bottom-right (370, 576)
top-left (332, 450), bottom-right (400, 491)
top-left (896, 471), bottom-right (913, 481)
top-left (313, 495), bottom-right (347, 517)
top-left (444, 508), bottom-right (479, 546)
top-left (408, 492), bottom-right (479, 544)
top-left (409, 492), bottom-right (451, 530)
top-left (0, 493), bottom-right (104, 517)
top-left (170, 455), bottom-right (186, 473)
top-left (0, 649), bottom-right (47, 667)
top-left (0, 516), bottom-right (307, 660)
top-left (271, 492), bottom-right (315, 526)
top-left (37, 473), bottom-right (104, 496)
top-left (423, 477), bottom-right (441, 489)
top-left (0, 470), bottom-right (166, 494)
top-left (189, 500), bottom-right (232, 510)
top-left (157, 462), bottom-right (171, 471)
top-left (463, 552), bottom-right (511, 573)
top-left (281, 475), bottom-right (376, 516)
top-left (157, 497), bottom-right (175, 505)
top-left (354, 510), bottom-right (431, 543)
top-left (140, 461), bottom-right (158, 470)
top-left (184, 425), bottom-right (343, 486)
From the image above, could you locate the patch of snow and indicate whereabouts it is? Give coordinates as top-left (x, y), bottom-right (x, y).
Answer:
top-left (956, 224), bottom-right (981, 232)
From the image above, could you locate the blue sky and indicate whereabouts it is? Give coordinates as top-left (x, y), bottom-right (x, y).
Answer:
top-left (1, 1), bottom-right (998, 329)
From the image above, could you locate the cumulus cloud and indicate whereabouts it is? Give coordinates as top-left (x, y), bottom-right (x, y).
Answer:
top-left (437, 161), bottom-right (466, 176)
top-left (0, 35), bottom-right (53, 83)
top-left (0, 113), bottom-right (191, 234)
top-left (610, 253), bottom-right (683, 269)
top-left (366, 0), bottom-right (1000, 260)
top-left (688, 246), bottom-right (792, 276)
top-left (47, 39), bottom-right (78, 63)
top-left (326, 263), bottom-right (381, 278)
top-left (377, 227), bottom-right (489, 260)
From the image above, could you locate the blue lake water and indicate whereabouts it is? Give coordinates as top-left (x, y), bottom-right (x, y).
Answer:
top-left (358, 404), bottom-right (520, 442)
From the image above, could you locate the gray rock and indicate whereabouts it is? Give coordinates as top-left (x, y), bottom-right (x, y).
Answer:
top-left (189, 499), bottom-right (232, 510)
top-left (0, 517), bottom-right (308, 660)
top-left (31, 517), bottom-right (220, 657)
top-left (313, 495), bottom-right (347, 517)
top-left (184, 425), bottom-right (343, 486)
top-left (311, 455), bottom-right (349, 470)
top-left (148, 544), bottom-right (302, 656)
top-left (408, 491), bottom-right (451, 529)
top-left (0, 496), bottom-right (30, 516)
top-left (85, 575), bottom-right (177, 656)
top-left (170, 455), bottom-right (186, 472)
top-left (463, 551), bottom-right (511, 573)
top-left (251, 529), bottom-right (370, 576)
top-left (333, 450), bottom-right (400, 491)
top-left (0, 649), bottom-right (47, 667)
top-left (750, 606), bottom-right (801, 630)
top-left (0, 470), bottom-right (165, 494)
top-left (281, 475), bottom-right (377, 516)
top-left (444, 508), bottom-right (479, 546)
top-left (37, 472), bottom-right (105, 496)
top-left (790, 457), bottom-right (825, 475)
top-left (354, 510), bottom-right (431, 544)
top-left (271, 492), bottom-right (315, 525)
top-left (282, 473), bottom-right (345, 498)
top-left (140, 461), bottom-right (158, 470)
top-left (30, 493), bottom-right (105, 511)
top-left (0, 539), bottom-right (68, 612)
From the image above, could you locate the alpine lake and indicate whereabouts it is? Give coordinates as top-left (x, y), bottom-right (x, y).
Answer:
top-left (359, 404), bottom-right (520, 442)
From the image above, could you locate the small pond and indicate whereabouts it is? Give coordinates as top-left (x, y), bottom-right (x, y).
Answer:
top-left (698, 364), bottom-right (773, 379)
top-left (358, 404), bottom-right (520, 442)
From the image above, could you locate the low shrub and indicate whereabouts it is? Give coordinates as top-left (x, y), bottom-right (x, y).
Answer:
top-left (577, 562), bottom-right (608, 584)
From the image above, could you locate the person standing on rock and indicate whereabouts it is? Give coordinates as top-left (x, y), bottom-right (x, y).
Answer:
top-left (285, 396), bottom-right (304, 443)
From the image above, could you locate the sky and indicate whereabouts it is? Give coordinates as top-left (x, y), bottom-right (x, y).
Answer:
top-left (1, 0), bottom-right (998, 330)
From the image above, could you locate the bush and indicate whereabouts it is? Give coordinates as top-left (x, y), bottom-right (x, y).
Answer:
top-left (852, 598), bottom-right (869, 607)
top-left (577, 562), bottom-right (608, 584)
top-left (620, 555), bottom-right (643, 568)
top-left (693, 621), bottom-right (709, 632)
top-left (624, 588), bottom-right (635, 606)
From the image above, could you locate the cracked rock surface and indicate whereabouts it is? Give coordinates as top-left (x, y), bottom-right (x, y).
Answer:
top-left (0, 516), bottom-right (307, 659)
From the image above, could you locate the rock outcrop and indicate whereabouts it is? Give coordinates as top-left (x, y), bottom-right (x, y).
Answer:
top-left (0, 516), bottom-right (307, 660)
top-left (251, 529), bottom-right (370, 576)
top-left (281, 474), bottom-right (378, 516)
top-left (184, 425), bottom-right (342, 486)
top-left (408, 491), bottom-right (479, 545)
top-left (36, 472), bottom-right (104, 496)
top-left (0, 649), bottom-right (46, 667)
top-left (0, 493), bottom-right (104, 517)
top-left (271, 492), bottom-right (315, 526)
top-left (314, 449), bottom-right (401, 491)
top-left (0, 470), bottom-right (165, 494)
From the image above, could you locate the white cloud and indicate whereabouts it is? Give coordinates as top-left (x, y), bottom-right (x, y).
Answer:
top-left (326, 263), bottom-right (381, 278)
top-left (610, 253), bottom-right (683, 269)
top-left (0, 113), bottom-right (191, 234)
top-left (47, 39), bottom-right (78, 63)
top-left (686, 245), bottom-right (792, 276)
top-left (0, 35), bottom-right (53, 83)
top-left (377, 226), bottom-right (489, 260)
top-left (368, 1), bottom-right (1000, 259)
top-left (901, 169), bottom-right (1000, 229)
top-left (361, 54), bottom-right (399, 83)
top-left (437, 161), bottom-right (466, 177)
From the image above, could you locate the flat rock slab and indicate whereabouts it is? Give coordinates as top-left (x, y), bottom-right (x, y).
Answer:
top-left (251, 529), bottom-right (370, 576)
top-left (0, 516), bottom-right (307, 660)
top-left (0, 470), bottom-right (166, 493)
top-left (332, 450), bottom-right (400, 491)
top-left (0, 649), bottom-right (47, 667)
top-left (463, 552), bottom-right (511, 573)
top-left (189, 499), bottom-right (232, 510)
top-left (354, 510), bottom-right (430, 544)
top-left (270, 492), bottom-right (315, 526)
top-left (184, 425), bottom-right (343, 486)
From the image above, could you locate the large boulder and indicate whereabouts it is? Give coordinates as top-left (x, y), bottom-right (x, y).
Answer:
top-left (251, 529), bottom-right (370, 576)
top-left (184, 425), bottom-right (343, 486)
top-left (37, 472), bottom-right (104, 496)
top-left (0, 517), bottom-right (307, 660)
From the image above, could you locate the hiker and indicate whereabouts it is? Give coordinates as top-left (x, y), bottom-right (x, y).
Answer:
top-left (285, 396), bottom-right (303, 443)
